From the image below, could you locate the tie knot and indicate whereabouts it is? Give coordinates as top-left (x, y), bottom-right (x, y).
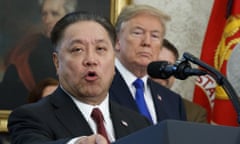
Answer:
top-left (133, 78), bottom-right (144, 89)
top-left (91, 108), bottom-right (104, 123)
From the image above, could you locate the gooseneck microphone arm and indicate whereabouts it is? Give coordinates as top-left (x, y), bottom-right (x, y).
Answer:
top-left (183, 52), bottom-right (240, 125)
top-left (183, 52), bottom-right (223, 84)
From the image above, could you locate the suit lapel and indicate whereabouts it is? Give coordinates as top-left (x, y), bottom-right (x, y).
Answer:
top-left (110, 69), bottom-right (170, 122)
top-left (110, 69), bottom-right (139, 111)
top-left (109, 102), bottom-right (132, 139)
top-left (50, 87), bottom-right (93, 136)
top-left (147, 79), bottom-right (169, 121)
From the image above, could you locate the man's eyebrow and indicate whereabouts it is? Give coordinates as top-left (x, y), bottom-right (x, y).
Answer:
top-left (95, 39), bottom-right (108, 44)
top-left (69, 39), bottom-right (83, 45)
top-left (69, 39), bottom-right (109, 45)
top-left (132, 26), bottom-right (161, 33)
top-left (132, 26), bottom-right (144, 30)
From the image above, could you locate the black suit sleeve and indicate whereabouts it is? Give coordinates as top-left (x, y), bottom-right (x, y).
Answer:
top-left (8, 105), bottom-right (71, 144)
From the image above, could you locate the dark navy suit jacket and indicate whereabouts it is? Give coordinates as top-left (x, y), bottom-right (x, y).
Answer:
top-left (110, 69), bottom-right (186, 122)
top-left (8, 87), bottom-right (150, 144)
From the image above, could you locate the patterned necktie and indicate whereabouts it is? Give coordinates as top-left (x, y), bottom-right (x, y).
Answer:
top-left (91, 108), bottom-right (110, 143)
top-left (133, 78), bottom-right (153, 123)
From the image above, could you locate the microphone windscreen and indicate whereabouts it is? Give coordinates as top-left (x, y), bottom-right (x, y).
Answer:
top-left (147, 61), bottom-right (169, 79)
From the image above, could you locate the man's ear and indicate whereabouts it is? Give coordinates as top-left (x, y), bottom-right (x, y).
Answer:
top-left (52, 52), bottom-right (59, 74)
top-left (115, 36), bottom-right (121, 52)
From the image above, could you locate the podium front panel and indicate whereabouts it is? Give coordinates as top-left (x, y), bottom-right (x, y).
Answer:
top-left (114, 120), bottom-right (240, 144)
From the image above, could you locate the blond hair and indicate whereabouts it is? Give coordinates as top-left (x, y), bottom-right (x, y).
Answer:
top-left (115, 4), bottom-right (170, 36)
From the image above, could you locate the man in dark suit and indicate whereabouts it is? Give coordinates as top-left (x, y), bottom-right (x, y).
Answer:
top-left (110, 4), bottom-right (186, 124)
top-left (8, 12), bottom-right (150, 144)
top-left (151, 38), bottom-right (207, 123)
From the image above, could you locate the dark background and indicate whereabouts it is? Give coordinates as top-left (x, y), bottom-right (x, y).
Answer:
top-left (0, 0), bottom-right (110, 110)
top-left (0, 0), bottom-right (110, 77)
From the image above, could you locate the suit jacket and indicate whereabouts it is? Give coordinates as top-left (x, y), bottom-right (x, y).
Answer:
top-left (8, 87), bottom-right (150, 144)
top-left (110, 69), bottom-right (186, 123)
top-left (182, 99), bottom-right (207, 123)
top-left (0, 136), bottom-right (3, 144)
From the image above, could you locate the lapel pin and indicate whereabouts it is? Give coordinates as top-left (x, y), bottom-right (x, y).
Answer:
top-left (121, 120), bottom-right (128, 127)
top-left (157, 95), bottom-right (162, 101)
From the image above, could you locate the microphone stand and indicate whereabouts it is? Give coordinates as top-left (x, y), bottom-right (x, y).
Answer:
top-left (183, 52), bottom-right (240, 125)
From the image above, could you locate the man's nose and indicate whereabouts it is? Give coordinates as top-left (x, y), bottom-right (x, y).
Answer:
top-left (83, 52), bottom-right (98, 66)
top-left (142, 33), bottom-right (151, 47)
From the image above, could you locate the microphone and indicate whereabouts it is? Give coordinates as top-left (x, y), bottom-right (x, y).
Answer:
top-left (174, 60), bottom-right (207, 80)
top-left (147, 61), bottom-right (176, 79)
top-left (147, 60), bottom-right (207, 80)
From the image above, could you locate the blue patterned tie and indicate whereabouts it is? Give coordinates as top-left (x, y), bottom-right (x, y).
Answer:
top-left (133, 78), bottom-right (153, 123)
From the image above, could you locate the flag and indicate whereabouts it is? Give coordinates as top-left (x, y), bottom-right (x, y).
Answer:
top-left (193, 0), bottom-right (240, 126)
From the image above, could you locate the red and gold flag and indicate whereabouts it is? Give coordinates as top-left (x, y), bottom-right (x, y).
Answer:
top-left (193, 0), bottom-right (240, 126)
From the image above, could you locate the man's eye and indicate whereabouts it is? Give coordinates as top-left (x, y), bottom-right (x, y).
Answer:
top-left (152, 34), bottom-right (160, 39)
top-left (133, 31), bottom-right (143, 35)
top-left (52, 11), bottom-right (61, 17)
top-left (71, 48), bottom-right (83, 53)
top-left (151, 32), bottom-right (162, 40)
top-left (97, 47), bottom-right (106, 52)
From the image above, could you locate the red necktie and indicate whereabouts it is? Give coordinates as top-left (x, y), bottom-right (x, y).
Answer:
top-left (91, 108), bottom-right (110, 143)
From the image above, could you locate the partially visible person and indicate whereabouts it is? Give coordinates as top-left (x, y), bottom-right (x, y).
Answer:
top-left (39, 0), bottom-right (78, 38)
top-left (28, 77), bottom-right (58, 103)
top-left (0, 136), bottom-right (2, 144)
top-left (151, 38), bottom-right (207, 123)
top-left (0, 0), bottom-right (77, 109)
top-left (8, 11), bottom-right (151, 144)
top-left (151, 39), bottom-right (178, 89)
top-left (110, 4), bottom-right (186, 125)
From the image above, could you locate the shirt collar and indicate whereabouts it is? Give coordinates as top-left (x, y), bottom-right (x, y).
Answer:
top-left (60, 85), bottom-right (110, 122)
top-left (115, 58), bottom-right (148, 89)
